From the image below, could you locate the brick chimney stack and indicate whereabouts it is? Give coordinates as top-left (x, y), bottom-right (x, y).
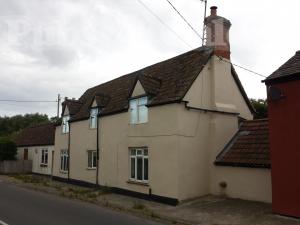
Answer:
top-left (205, 6), bottom-right (231, 60)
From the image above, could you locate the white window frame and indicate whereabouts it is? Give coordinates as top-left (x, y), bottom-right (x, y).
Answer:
top-left (130, 148), bottom-right (148, 183)
top-left (60, 150), bottom-right (69, 172)
top-left (87, 150), bottom-right (97, 169)
top-left (62, 115), bottom-right (70, 134)
top-left (129, 96), bottom-right (148, 124)
top-left (41, 149), bottom-right (48, 166)
top-left (89, 108), bottom-right (98, 129)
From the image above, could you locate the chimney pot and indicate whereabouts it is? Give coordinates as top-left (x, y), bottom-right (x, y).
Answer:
top-left (210, 6), bottom-right (217, 16)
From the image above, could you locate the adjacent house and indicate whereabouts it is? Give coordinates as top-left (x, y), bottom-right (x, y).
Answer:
top-left (50, 7), bottom-right (272, 204)
top-left (16, 123), bottom-right (55, 176)
top-left (263, 51), bottom-right (300, 217)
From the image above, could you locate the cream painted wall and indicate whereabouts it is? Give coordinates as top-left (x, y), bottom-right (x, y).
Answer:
top-left (183, 56), bottom-right (253, 120)
top-left (131, 80), bottom-right (145, 97)
top-left (210, 166), bottom-right (272, 203)
top-left (69, 120), bottom-right (97, 184)
top-left (17, 145), bottom-right (54, 175)
top-left (207, 114), bottom-right (271, 203)
top-left (98, 104), bottom-right (181, 199)
top-left (53, 126), bottom-right (69, 179)
top-left (52, 102), bottom-right (271, 203)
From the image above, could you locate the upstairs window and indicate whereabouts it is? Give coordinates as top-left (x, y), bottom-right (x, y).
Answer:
top-left (41, 149), bottom-right (48, 166)
top-left (89, 108), bottom-right (98, 129)
top-left (130, 97), bottom-right (148, 124)
top-left (62, 115), bottom-right (70, 133)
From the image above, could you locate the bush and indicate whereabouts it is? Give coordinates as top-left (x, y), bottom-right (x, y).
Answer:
top-left (0, 137), bottom-right (17, 161)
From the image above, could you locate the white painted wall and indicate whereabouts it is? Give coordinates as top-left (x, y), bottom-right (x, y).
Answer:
top-left (17, 145), bottom-right (54, 175)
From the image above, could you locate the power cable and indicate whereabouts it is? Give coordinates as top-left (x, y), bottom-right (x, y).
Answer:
top-left (0, 100), bottom-right (58, 103)
top-left (217, 56), bottom-right (267, 78)
top-left (136, 0), bottom-right (193, 49)
top-left (165, 0), bottom-right (203, 40)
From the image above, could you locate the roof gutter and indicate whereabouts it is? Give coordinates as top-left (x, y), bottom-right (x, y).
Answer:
top-left (183, 101), bottom-right (240, 116)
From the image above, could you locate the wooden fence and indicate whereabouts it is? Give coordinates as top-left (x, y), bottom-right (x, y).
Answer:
top-left (0, 160), bottom-right (32, 174)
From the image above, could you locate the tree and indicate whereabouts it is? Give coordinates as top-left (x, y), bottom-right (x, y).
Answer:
top-left (0, 113), bottom-right (50, 139)
top-left (0, 137), bottom-right (17, 161)
top-left (250, 99), bottom-right (268, 119)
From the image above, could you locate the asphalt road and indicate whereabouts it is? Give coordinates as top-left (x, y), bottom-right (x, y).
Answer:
top-left (0, 179), bottom-right (164, 225)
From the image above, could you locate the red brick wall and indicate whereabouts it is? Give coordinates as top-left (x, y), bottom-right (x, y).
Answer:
top-left (268, 79), bottom-right (300, 217)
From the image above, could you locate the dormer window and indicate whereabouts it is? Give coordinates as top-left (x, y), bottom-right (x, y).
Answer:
top-left (130, 96), bottom-right (148, 124)
top-left (90, 108), bottom-right (98, 129)
top-left (62, 115), bottom-right (70, 133)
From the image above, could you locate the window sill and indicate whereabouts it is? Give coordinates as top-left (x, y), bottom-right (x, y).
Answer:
top-left (40, 164), bottom-right (48, 168)
top-left (86, 167), bottom-right (96, 170)
top-left (127, 180), bottom-right (149, 186)
top-left (59, 170), bottom-right (68, 174)
top-left (129, 122), bottom-right (148, 125)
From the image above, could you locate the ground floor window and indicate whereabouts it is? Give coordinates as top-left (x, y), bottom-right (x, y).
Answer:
top-left (60, 150), bottom-right (69, 172)
top-left (130, 148), bottom-right (148, 182)
top-left (87, 150), bottom-right (97, 169)
top-left (41, 149), bottom-right (48, 166)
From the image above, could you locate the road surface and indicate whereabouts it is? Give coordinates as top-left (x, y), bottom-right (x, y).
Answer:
top-left (0, 179), bottom-right (164, 225)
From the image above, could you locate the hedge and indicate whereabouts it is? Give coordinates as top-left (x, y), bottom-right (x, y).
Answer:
top-left (0, 137), bottom-right (17, 161)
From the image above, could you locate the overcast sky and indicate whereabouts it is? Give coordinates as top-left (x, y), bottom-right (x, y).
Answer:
top-left (1, 0), bottom-right (300, 117)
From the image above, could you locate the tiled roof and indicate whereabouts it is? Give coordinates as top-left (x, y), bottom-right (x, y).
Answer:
top-left (62, 99), bottom-right (83, 116)
top-left (64, 46), bottom-right (252, 122)
top-left (71, 46), bottom-right (214, 121)
top-left (215, 119), bottom-right (270, 168)
top-left (264, 51), bottom-right (300, 83)
top-left (16, 123), bottom-right (55, 147)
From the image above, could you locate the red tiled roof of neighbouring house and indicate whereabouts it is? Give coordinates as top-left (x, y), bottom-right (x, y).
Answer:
top-left (215, 119), bottom-right (270, 168)
top-left (61, 46), bottom-right (254, 122)
top-left (16, 123), bottom-right (55, 147)
top-left (264, 51), bottom-right (300, 84)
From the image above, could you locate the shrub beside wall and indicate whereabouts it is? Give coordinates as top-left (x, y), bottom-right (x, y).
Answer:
top-left (0, 137), bottom-right (17, 161)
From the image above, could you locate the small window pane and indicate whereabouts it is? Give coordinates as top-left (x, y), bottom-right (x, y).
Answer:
top-left (138, 97), bottom-right (147, 106)
top-left (144, 149), bottom-right (148, 156)
top-left (60, 156), bottom-right (63, 170)
top-left (131, 149), bottom-right (136, 156)
top-left (137, 157), bottom-right (143, 181)
top-left (88, 152), bottom-right (92, 167)
top-left (93, 152), bottom-right (97, 167)
top-left (131, 158), bottom-right (135, 179)
top-left (137, 149), bottom-right (142, 155)
top-left (45, 151), bottom-right (48, 164)
top-left (90, 108), bottom-right (98, 128)
top-left (144, 158), bottom-right (148, 181)
top-left (130, 100), bottom-right (138, 124)
top-left (139, 105), bottom-right (148, 123)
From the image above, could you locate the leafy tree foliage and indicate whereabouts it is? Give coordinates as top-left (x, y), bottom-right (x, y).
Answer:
top-left (0, 113), bottom-right (50, 138)
top-left (250, 99), bottom-right (268, 119)
top-left (0, 137), bottom-right (17, 161)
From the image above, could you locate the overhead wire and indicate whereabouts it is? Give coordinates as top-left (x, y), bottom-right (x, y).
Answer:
top-left (136, 0), bottom-right (193, 49)
top-left (216, 56), bottom-right (267, 78)
top-left (164, 0), bottom-right (203, 40)
top-left (0, 100), bottom-right (58, 103)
